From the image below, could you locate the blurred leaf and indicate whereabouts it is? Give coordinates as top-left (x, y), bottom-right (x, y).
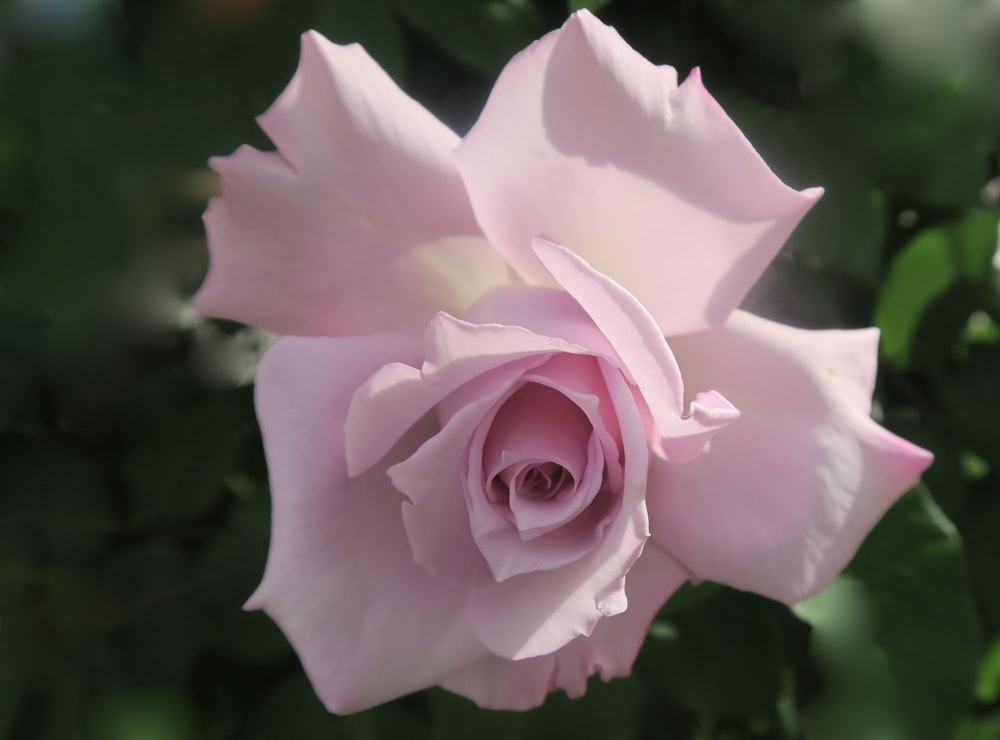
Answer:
top-left (568, 0), bottom-right (612, 13)
top-left (315, 0), bottom-right (406, 80)
top-left (429, 676), bottom-right (640, 740)
top-left (795, 488), bottom-right (982, 740)
top-left (722, 97), bottom-right (888, 286)
top-left (881, 409), bottom-right (969, 521)
top-left (974, 638), bottom-right (1000, 703)
top-left (962, 481), bottom-right (1000, 634)
top-left (637, 589), bottom-right (789, 723)
top-left (0, 438), bottom-right (112, 560)
top-left (392, 0), bottom-right (544, 77)
top-left (956, 710), bottom-right (1000, 740)
top-left (0, 360), bottom-right (43, 433)
top-left (794, 577), bottom-right (901, 740)
top-left (791, 180), bottom-right (886, 286)
top-left (9, 671), bottom-right (86, 740)
top-left (191, 525), bottom-right (285, 663)
top-left (798, 71), bottom-right (994, 208)
top-left (702, 0), bottom-right (845, 73)
top-left (235, 676), bottom-right (335, 740)
top-left (657, 580), bottom-right (723, 616)
top-left (942, 344), bottom-right (1000, 469)
top-left (123, 389), bottom-right (253, 522)
top-left (95, 542), bottom-right (201, 684)
top-left (908, 279), bottom-right (989, 372)
top-left (87, 688), bottom-right (200, 740)
top-left (237, 674), bottom-right (429, 740)
top-left (875, 211), bottom-right (999, 367)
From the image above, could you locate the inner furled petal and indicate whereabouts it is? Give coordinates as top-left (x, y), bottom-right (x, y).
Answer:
top-left (463, 355), bottom-right (627, 581)
top-left (490, 458), bottom-right (569, 507)
top-left (474, 354), bottom-right (623, 541)
top-left (474, 488), bottom-right (621, 582)
top-left (499, 430), bottom-right (605, 541)
top-left (510, 461), bottom-right (568, 501)
top-left (522, 353), bottom-right (623, 494)
top-left (482, 383), bottom-right (596, 532)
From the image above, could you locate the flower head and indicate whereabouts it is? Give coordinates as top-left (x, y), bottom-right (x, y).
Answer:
top-left (195, 10), bottom-right (932, 713)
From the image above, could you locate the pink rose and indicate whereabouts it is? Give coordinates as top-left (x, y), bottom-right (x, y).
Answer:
top-left (194, 11), bottom-right (932, 713)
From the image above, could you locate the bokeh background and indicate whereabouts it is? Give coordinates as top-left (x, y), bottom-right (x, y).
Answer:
top-left (1, 0), bottom-right (999, 738)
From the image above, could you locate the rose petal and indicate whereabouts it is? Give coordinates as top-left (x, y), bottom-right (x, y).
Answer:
top-left (648, 311), bottom-right (934, 603)
top-left (195, 32), bottom-right (511, 336)
top-left (346, 293), bottom-right (612, 477)
top-left (466, 381), bottom-right (618, 580)
top-left (247, 334), bottom-right (487, 713)
top-left (387, 370), bottom-right (520, 587)
top-left (389, 361), bottom-right (616, 586)
top-left (456, 10), bottom-right (820, 336)
top-left (466, 362), bottom-right (650, 660)
top-left (482, 382), bottom-right (595, 531)
top-left (440, 543), bottom-right (687, 710)
top-left (533, 239), bottom-right (740, 461)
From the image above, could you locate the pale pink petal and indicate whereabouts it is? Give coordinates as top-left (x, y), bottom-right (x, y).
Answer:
top-left (467, 382), bottom-right (619, 581)
top-left (482, 382), bottom-right (596, 533)
top-left (521, 354), bottom-right (624, 495)
top-left (195, 32), bottom-right (511, 336)
top-left (386, 372), bottom-right (520, 587)
top-left (389, 357), bottom-right (619, 585)
top-left (648, 311), bottom-right (934, 603)
top-left (533, 239), bottom-right (740, 461)
top-left (247, 334), bottom-right (487, 713)
top-left (456, 10), bottom-right (820, 336)
top-left (466, 362), bottom-right (650, 659)
top-left (461, 286), bottom-right (620, 360)
top-left (467, 355), bottom-right (626, 581)
top-left (346, 294), bottom-right (612, 477)
top-left (441, 543), bottom-right (688, 710)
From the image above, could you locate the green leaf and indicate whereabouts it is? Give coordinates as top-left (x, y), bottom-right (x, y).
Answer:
top-left (719, 96), bottom-right (888, 287)
top-left (191, 525), bottom-right (286, 664)
top-left (239, 675), bottom-right (429, 740)
top-left (874, 211), bottom-right (999, 367)
top-left (96, 543), bottom-right (199, 684)
top-left (942, 344), bottom-right (1000, 470)
top-left (637, 588), bottom-right (790, 723)
top-left (87, 689), bottom-right (200, 740)
top-left (973, 638), bottom-right (1000, 703)
top-left (962, 481), bottom-right (1000, 633)
top-left (428, 676), bottom-right (641, 740)
top-left (0, 438), bottom-right (112, 560)
top-left (123, 389), bottom-right (253, 523)
top-left (315, 0), bottom-right (406, 81)
top-left (956, 710), bottom-right (1000, 740)
top-left (568, 0), bottom-right (612, 13)
top-left (391, 0), bottom-right (544, 77)
top-left (794, 488), bottom-right (982, 740)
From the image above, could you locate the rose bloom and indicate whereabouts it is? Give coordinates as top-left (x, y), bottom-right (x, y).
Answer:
top-left (194, 11), bottom-right (932, 713)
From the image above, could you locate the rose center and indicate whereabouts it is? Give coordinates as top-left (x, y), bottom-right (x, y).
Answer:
top-left (512, 461), bottom-right (572, 502)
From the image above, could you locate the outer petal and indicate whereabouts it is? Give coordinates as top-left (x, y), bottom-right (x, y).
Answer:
top-left (195, 32), bottom-right (511, 336)
top-left (440, 543), bottom-right (688, 710)
top-left (247, 334), bottom-right (487, 713)
top-left (648, 311), bottom-right (934, 604)
top-left (387, 369), bottom-right (521, 587)
top-left (456, 10), bottom-right (820, 336)
top-left (345, 290), bottom-right (614, 477)
top-left (534, 239), bottom-right (740, 461)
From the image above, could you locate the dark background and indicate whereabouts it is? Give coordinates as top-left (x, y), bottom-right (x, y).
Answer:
top-left (1, 0), bottom-right (999, 738)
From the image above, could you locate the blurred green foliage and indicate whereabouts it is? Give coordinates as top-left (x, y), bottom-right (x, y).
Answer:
top-left (1, 0), bottom-right (998, 738)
